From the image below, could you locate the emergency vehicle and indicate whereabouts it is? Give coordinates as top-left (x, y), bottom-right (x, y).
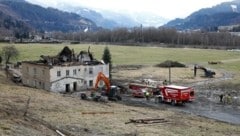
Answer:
top-left (129, 79), bottom-right (161, 97)
top-left (157, 85), bottom-right (195, 105)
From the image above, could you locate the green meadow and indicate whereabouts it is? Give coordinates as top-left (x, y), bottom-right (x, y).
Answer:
top-left (0, 43), bottom-right (239, 67)
top-left (0, 43), bottom-right (240, 87)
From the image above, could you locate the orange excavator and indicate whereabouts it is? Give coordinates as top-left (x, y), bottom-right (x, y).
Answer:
top-left (95, 72), bottom-right (111, 94)
top-left (94, 72), bottom-right (121, 101)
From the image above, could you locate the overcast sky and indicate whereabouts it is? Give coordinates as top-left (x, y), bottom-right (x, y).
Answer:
top-left (26, 0), bottom-right (233, 19)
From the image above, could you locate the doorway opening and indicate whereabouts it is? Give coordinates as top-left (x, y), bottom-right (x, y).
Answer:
top-left (73, 82), bottom-right (77, 91)
top-left (65, 84), bottom-right (70, 92)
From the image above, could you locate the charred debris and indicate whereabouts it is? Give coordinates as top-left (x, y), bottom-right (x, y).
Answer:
top-left (27, 46), bottom-right (104, 67)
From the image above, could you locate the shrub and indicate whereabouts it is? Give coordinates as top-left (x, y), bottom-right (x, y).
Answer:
top-left (155, 60), bottom-right (186, 68)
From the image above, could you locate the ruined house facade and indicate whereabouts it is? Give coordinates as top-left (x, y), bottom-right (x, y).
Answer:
top-left (21, 46), bottom-right (109, 93)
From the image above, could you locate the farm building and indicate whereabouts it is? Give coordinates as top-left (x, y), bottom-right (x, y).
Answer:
top-left (21, 46), bottom-right (109, 93)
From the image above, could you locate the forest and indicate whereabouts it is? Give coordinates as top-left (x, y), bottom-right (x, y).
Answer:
top-left (50, 27), bottom-right (240, 49)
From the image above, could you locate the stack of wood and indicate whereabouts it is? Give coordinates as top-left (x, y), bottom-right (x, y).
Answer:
top-left (125, 118), bottom-right (168, 124)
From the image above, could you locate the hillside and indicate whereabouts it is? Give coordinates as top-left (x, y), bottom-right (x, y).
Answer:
top-left (1, 69), bottom-right (240, 136)
top-left (0, 0), bottom-right (97, 37)
top-left (66, 8), bottom-right (169, 28)
top-left (27, 1), bottom-right (169, 29)
top-left (57, 5), bottom-right (139, 28)
top-left (0, 1), bottom-right (31, 39)
top-left (59, 5), bottom-right (119, 29)
top-left (165, 0), bottom-right (240, 30)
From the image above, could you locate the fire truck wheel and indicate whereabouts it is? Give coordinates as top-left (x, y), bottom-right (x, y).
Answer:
top-left (171, 100), bottom-right (177, 106)
top-left (158, 97), bottom-right (163, 103)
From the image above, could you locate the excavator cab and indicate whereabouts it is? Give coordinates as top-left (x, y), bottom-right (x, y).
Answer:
top-left (108, 86), bottom-right (122, 101)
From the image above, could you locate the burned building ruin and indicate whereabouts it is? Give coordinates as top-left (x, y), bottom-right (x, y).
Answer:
top-left (21, 46), bottom-right (109, 93)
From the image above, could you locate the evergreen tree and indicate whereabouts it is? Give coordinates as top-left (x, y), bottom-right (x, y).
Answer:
top-left (102, 46), bottom-right (112, 80)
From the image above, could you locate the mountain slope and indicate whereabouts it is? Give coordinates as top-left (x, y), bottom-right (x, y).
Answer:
top-left (60, 5), bottom-right (119, 29)
top-left (165, 0), bottom-right (240, 30)
top-left (85, 10), bottom-right (169, 28)
top-left (129, 12), bottom-right (169, 27)
top-left (98, 10), bottom-right (139, 27)
top-left (47, 3), bottom-right (168, 28)
top-left (0, 0), bottom-right (98, 34)
top-left (59, 5), bottom-right (139, 28)
top-left (0, 2), bottom-right (31, 38)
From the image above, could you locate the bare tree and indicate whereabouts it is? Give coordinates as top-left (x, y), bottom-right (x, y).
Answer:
top-left (1, 45), bottom-right (19, 66)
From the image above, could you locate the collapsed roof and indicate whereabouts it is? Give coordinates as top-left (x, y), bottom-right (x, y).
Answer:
top-left (26, 46), bottom-right (104, 66)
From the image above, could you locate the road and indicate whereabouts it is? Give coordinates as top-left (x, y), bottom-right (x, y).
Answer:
top-left (121, 93), bottom-right (240, 125)
top-left (120, 70), bottom-right (240, 125)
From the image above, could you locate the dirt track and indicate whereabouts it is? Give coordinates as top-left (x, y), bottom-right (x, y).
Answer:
top-left (182, 69), bottom-right (240, 125)
top-left (114, 65), bottom-right (240, 125)
top-left (121, 92), bottom-right (240, 125)
top-left (1, 67), bottom-right (240, 135)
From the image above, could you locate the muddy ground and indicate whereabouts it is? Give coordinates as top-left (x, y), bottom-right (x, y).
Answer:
top-left (112, 65), bottom-right (240, 125)
top-left (1, 65), bottom-right (240, 136)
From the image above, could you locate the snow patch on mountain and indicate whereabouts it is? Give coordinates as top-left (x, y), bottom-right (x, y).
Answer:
top-left (231, 4), bottom-right (238, 12)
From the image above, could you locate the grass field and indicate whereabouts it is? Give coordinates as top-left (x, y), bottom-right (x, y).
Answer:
top-left (1, 43), bottom-right (240, 84)
top-left (0, 43), bottom-right (240, 68)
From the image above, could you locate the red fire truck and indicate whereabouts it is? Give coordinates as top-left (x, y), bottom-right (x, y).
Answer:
top-left (129, 83), bottom-right (147, 97)
top-left (157, 85), bottom-right (195, 105)
top-left (129, 79), bottom-right (161, 97)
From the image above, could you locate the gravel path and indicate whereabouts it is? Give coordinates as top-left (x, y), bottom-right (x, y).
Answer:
top-left (120, 70), bottom-right (240, 125)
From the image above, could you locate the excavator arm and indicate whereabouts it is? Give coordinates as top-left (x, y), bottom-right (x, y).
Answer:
top-left (95, 72), bottom-right (111, 94)
top-left (194, 65), bottom-right (215, 78)
top-left (94, 72), bottom-right (122, 101)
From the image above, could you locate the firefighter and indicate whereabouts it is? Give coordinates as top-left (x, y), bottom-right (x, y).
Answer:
top-left (226, 94), bottom-right (232, 104)
top-left (223, 93), bottom-right (232, 104)
top-left (145, 91), bottom-right (150, 101)
top-left (163, 80), bottom-right (168, 85)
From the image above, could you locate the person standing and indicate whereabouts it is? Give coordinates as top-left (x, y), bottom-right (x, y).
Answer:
top-left (219, 94), bottom-right (224, 103)
top-left (145, 91), bottom-right (150, 101)
top-left (163, 80), bottom-right (168, 85)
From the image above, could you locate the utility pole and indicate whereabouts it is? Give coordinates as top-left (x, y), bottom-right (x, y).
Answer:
top-left (140, 24), bottom-right (143, 43)
top-left (168, 62), bottom-right (171, 84)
